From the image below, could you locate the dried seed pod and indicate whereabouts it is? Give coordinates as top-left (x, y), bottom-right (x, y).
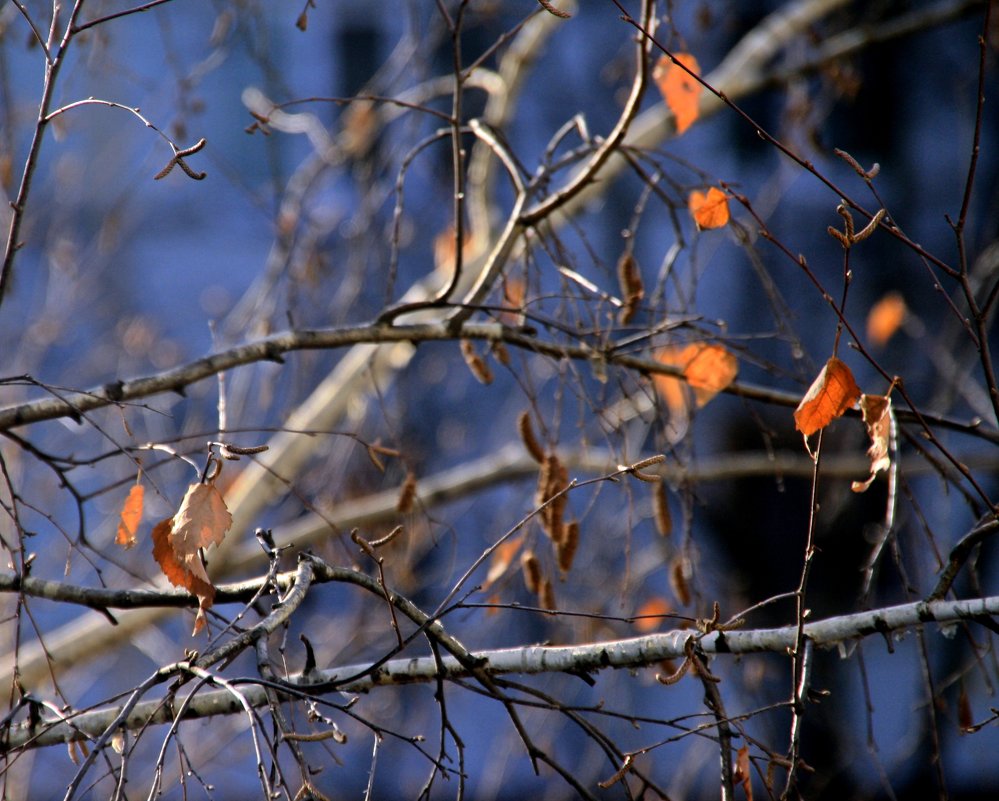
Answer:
top-left (670, 555), bottom-right (692, 606)
top-left (537, 453), bottom-right (568, 542)
top-left (557, 520), bottom-right (580, 575)
top-left (396, 471), bottom-right (417, 514)
top-left (490, 340), bottom-right (511, 367)
top-left (520, 549), bottom-right (542, 594)
top-left (617, 252), bottom-right (644, 325)
top-left (460, 340), bottom-right (493, 385)
top-left (518, 411), bottom-right (545, 464)
top-left (653, 483), bottom-right (672, 537)
top-left (538, 576), bottom-right (556, 613)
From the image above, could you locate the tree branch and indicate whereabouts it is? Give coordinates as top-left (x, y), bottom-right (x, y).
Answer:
top-left (7, 594), bottom-right (997, 751)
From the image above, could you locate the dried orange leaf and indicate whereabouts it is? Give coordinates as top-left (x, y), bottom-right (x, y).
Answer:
top-left (634, 597), bottom-right (672, 633)
top-left (866, 292), bottom-right (907, 346)
top-left (851, 393), bottom-right (893, 492)
top-left (734, 745), bottom-right (753, 801)
top-left (793, 357), bottom-right (861, 438)
top-left (688, 187), bottom-right (730, 230)
top-left (152, 516), bottom-right (216, 635)
top-left (653, 53), bottom-right (702, 135)
top-left (171, 482), bottom-right (232, 553)
top-left (500, 276), bottom-right (526, 327)
top-left (653, 343), bottom-right (738, 416)
top-left (152, 482), bottom-right (232, 635)
top-left (116, 483), bottom-right (144, 549)
top-left (482, 534), bottom-right (523, 590)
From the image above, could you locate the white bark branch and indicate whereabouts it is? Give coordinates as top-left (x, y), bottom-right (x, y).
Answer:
top-left (7, 594), bottom-right (996, 751)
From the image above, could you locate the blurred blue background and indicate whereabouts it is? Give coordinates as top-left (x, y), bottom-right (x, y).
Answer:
top-left (2, 1), bottom-right (998, 798)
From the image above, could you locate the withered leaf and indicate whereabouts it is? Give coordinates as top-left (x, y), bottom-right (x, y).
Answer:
top-left (866, 292), bottom-right (907, 347)
top-left (116, 483), bottom-right (144, 549)
top-left (653, 343), bottom-right (738, 418)
top-left (483, 534), bottom-right (523, 591)
top-left (688, 187), bottom-right (730, 230)
top-left (653, 53), bottom-right (702, 135)
top-left (793, 357), bottom-right (861, 439)
top-left (152, 481), bottom-right (233, 635)
top-left (851, 393), bottom-right (893, 493)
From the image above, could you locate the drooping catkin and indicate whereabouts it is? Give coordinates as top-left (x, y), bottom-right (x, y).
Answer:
top-left (396, 471), bottom-right (417, 514)
top-left (536, 453), bottom-right (568, 542)
top-left (557, 519), bottom-right (580, 574)
top-left (669, 555), bottom-right (691, 606)
top-left (460, 340), bottom-right (493, 384)
top-left (520, 549), bottom-right (542, 594)
top-left (617, 252), bottom-right (644, 325)
top-left (653, 482), bottom-right (672, 537)
top-left (538, 576), bottom-right (556, 613)
top-left (518, 411), bottom-right (545, 464)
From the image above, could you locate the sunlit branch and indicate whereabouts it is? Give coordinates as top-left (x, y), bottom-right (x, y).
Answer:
top-left (8, 593), bottom-right (998, 751)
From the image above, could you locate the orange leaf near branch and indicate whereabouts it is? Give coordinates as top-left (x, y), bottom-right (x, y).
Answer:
top-left (852, 393), bottom-right (894, 493)
top-left (152, 479), bottom-right (233, 635)
top-left (793, 357), bottom-right (861, 439)
top-left (653, 53), bottom-right (702, 135)
top-left (482, 534), bottom-right (523, 591)
top-left (734, 745), bottom-right (753, 801)
top-left (688, 187), bottom-right (730, 229)
top-left (866, 292), bottom-right (907, 346)
top-left (116, 483), bottom-right (144, 549)
top-left (653, 343), bottom-right (738, 416)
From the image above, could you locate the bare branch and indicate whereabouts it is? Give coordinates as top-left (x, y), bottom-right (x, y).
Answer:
top-left (9, 593), bottom-right (998, 751)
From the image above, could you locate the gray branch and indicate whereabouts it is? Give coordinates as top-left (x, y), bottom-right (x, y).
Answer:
top-left (6, 594), bottom-right (996, 751)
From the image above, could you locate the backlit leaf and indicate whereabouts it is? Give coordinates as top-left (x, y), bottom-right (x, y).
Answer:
top-left (152, 481), bottom-right (233, 635)
top-left (653, 53), bottom-right (702, 135)
top-left (866, 292), bottom-right (907, 346)
top-left (851, 393), bottom-right (893, 492)
top-left (483, 534), bottom-right (523, 590)
top-left (116, 483), bottom-right (144, 549)
top-left (653, 343), bottom-right (738, 416)
top-left (171, 482), bottom-right (232, 553)
top-left (152, 516), bottom-right (216, 635)
top-left (734, 746), bottom-right (753, 801)
top-left (793, 357), bottom-right (861, 438)
top-left (688, 187), bottom-right (730, 229)
top-left (634, 597), bottom-right (672, 633)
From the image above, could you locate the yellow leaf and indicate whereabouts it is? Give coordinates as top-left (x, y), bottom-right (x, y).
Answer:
top-left (116, 483), bottom-right (144, 549)
top-left (793, 357), bottom-right (861, 438)
top-left (688, 187), bottom-right (730, 229)
top-left (653, 53), bottom-right (702, 135)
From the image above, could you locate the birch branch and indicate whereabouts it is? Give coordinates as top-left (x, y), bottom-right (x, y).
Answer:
top-left (7, 593), bottom-right (997, 751)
